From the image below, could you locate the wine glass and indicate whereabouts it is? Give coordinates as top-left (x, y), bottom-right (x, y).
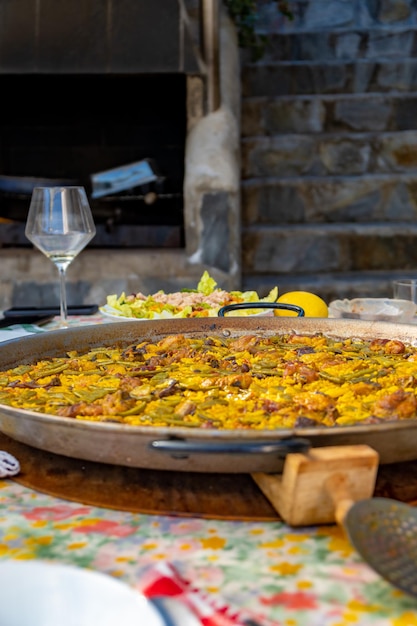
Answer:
top-left (25, 186), bottom-right (96, 327)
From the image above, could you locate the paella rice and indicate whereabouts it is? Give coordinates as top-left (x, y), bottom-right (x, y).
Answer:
top-left (0, 332), bottom-right (416, 429)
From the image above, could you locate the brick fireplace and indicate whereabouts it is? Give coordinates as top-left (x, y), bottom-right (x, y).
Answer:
top-left (0, 0), bottom-right (241, 310)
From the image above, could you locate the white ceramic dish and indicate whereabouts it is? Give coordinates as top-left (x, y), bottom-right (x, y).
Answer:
top-left (0, 560), bottom-right (164, 626)
top-left (100, 303), bottom-right (274, 321)
top-left (328, 298), bottom-right (417, 323)
top-left (100, 304), bottom-right (146, 321)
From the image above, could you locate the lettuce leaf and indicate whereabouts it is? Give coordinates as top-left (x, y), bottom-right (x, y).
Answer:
top-left (197, 270), bottom-right (217, 295)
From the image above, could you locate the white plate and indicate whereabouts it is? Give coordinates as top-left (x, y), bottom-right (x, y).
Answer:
top-left (328, 297), bottom-right (417, 323)
top-left (100, 304), bottom-right (146, 321)
top-left (0, 560), bottom-right (164, 626)
top-left (99, 303), bottom-right (274, 321)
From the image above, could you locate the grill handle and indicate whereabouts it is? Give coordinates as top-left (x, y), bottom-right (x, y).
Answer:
top-left (149, 438), bottom-right (311, 457)
top-left (217, 302), bottom-right (305, 316)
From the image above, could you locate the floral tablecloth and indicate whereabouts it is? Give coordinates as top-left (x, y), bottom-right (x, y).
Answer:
top-left (1, 478), bottom-right (417, 626)
top-left (0, 314), bottom-right (416, 624)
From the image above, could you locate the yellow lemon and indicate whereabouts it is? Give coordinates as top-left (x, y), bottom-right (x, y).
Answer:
top-left (274, 291), bottom-right (329, 318)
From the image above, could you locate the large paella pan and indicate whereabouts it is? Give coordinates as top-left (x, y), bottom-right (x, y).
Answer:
top-left (0, 316), bottom-right (417, 473)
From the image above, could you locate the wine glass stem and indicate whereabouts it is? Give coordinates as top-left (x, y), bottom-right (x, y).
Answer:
top-left (58, 266), bottom-right (68, 326)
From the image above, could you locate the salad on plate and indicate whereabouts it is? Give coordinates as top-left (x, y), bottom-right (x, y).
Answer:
top-left (100, 271), bottom-right (278, 320)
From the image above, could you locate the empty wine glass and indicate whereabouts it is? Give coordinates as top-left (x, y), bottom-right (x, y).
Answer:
top-left (25, 186), bottom-right (96, 327)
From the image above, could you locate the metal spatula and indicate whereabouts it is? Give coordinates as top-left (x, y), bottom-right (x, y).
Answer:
top-left (345, 497), bottom-right (417, 598)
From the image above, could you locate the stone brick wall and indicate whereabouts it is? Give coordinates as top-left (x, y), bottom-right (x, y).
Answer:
top-left (240, 0), bottom-right (417, 301)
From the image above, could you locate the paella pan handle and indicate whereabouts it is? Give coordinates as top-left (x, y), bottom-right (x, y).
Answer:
top-left (150, 437), bottom-right (311, 457)
top-left (217, 302), bottom-right (305, 316)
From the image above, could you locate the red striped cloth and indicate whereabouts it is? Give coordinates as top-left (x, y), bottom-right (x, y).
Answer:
top-left (138, 561), bottom-right (274, 626)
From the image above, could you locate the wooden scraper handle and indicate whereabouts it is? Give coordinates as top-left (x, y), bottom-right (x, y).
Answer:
top-left (252, 444), bottom-right (380, 527)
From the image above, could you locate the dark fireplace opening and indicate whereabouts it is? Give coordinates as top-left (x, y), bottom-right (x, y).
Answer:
top-left (0, 73), bottom-right (187, 248)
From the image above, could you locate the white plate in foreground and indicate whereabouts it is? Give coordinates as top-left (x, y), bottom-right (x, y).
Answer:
top-left (0, 560), bottom-right (164, 626)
